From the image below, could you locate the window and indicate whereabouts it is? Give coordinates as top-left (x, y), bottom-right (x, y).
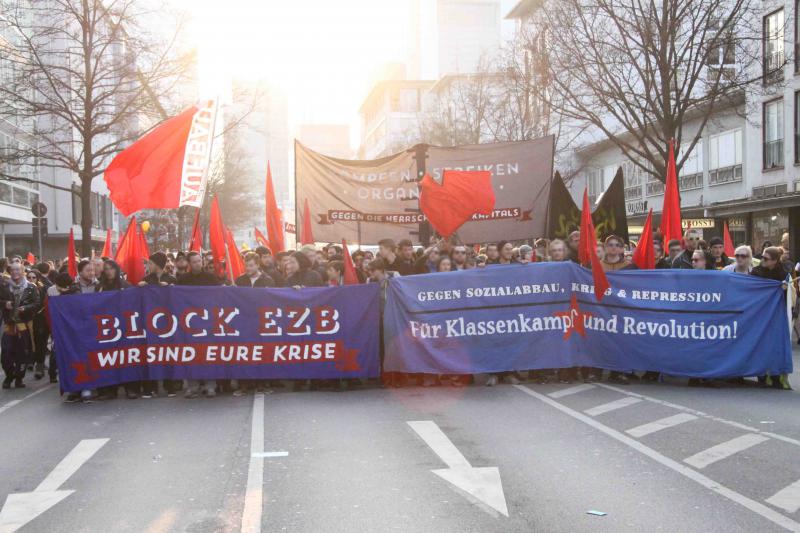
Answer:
top-left (586, 168), bottom-right (604, 204)
top-left (796, 1), bottom-right (800, 71)
top-left (795, 91), bottom-right (800, 163)
top-left (679, 140), bottom-right (705, 190)
top-left (707, 16), bottom-right (736, 67)
top-left (763, 9), bottom-right (784, 81)
top-left (764, 99), bottom-right (784, 169)
top-left (72, 184), bottom-right (81, 225)
top-left (709, 129), bottom-right (742, 185)
top-left (398, 89), bottom-right (420, 113)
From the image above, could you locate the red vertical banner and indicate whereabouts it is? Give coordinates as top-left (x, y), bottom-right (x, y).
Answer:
top-left (189, 207), bottom-right (202, 252)
top-left (67, 228), bottom-right (77, 277)
top-left (580, 189), bottom-right (609, 301)
top-left (661, 140), bottom-right (683, 245)
top-left (342, 239), bottom-right (359, 285)
top-left (265, 162), bottom-right (285, 253)
top-left (632, 209), bottom-right (655, 270)
top-left (209, 197), bottom-right (227, 276)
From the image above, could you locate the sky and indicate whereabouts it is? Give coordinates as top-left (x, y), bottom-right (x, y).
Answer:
top-left (172, 0), bottom-right (411, 145)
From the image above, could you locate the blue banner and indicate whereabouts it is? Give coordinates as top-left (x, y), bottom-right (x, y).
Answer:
top-left (383, 263), bottom-right (793, 378)
top-left (50, 284), bottom-right (380, 392)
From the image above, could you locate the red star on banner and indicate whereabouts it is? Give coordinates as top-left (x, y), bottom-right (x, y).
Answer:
top-left (552, 294), bottom-right (593, 340)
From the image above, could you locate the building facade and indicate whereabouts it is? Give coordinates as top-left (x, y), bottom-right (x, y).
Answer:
top-left (0, 3), bottom-right (118, 260)
top-left (359, 80), bottom-right (435, 159)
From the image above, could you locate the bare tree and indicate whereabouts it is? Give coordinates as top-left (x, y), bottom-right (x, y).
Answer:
top-left (534, 0), bottom-right (768, 181)
top-left (417, 68), bottom-right (500, 147)
top-left (0, 0), bottom-right (192, 255)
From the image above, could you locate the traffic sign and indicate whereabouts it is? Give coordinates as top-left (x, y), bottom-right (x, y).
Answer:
top-left (31, 217), bottom-right (47, 239)
top-left (31, 202), bottom-right (47, 217)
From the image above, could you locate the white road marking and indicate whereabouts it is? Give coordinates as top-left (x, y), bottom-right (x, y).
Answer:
top-left (596, 383), bottom-right (800, 448)
top-left (242, 393), bottom-right (265, 533)
top-left (683, 434), bottom-right (770, 469)
top-left (626, 413), bottom-right (699, 438)
top-left (252, 451), bottom-right (288, 458)
top-left (407, 420), bottom-right (508, 517)
top-left (548, 383), bottom-right (595, 398)
top-left (584, 396), bottom-right (642, 416)
top-left (36, 439), bottom-right (108, 492)
top-left (513, 385), bottom-right (800, 532)
top-left (767, 479), bottom-right (800, 514)
top-left (0, 438), bottom-right (108, 532)
top-left (0, 384), bottom-right (53, 416)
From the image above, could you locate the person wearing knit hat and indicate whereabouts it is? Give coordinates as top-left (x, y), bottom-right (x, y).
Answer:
top-left (708, 236), bottom-right (732, 270)
top-left (140, 252), bottom-right (177, 287)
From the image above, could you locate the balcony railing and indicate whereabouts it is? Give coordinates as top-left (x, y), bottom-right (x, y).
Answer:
top-left (679, 172), bottom-right (704, 190)
top-left (764, 49), bottom-right (785, 82)
top-left (624, 186), bottom-right (642, 201)
top-left (709, 164), bottom-right (743, 186)
top-left (763, 139), bottom-right (784, 169)
top-left (646, 180), bottom-right (664, 196)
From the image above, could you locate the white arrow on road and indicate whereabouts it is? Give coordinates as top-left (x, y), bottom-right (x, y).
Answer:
top-left (407, 420), bottom-right (508, 517)
top-left (0, 438), bottom-right (108, 532)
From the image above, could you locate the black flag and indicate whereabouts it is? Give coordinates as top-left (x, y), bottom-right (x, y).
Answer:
top-left (546, 169), bottom-right (629, 243)
top-left (545, 171), bottom-right (580, 240)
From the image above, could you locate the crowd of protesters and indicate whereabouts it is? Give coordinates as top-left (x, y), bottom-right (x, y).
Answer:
top-left (0, 227), bottom-right (793, 403)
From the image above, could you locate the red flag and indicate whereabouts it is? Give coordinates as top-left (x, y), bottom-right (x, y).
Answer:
top-left (265, 163), bottom-right (285, 253)
top-left (723, 221), bottom-right (735, 257)
top-left (419, 171), bottom-right (495, 238)
top-left (209, 197), bottom-right (227, 276)
top-left (189, 208), bottom-right (202, 252)
top-left (580, 189), bottom-right (609, 301)
top-left (138, 224), bottom-right (150, 258)
top-left (104, 101), bottom-right (217, 216)
top-left (254, 227), bottom-right (271, 250)
top-left (115, 217), bottom-right (145, 284)
top-left (632, 209), bottom-right (655, 270)
top-left (341, 239), bottom-right (359, 285)
top-left (101, 228), bottom-right (113, 258)
top-left (67, 228), bottom-right (77, 278)
top-left (224, 227), bottom-right (245, 281)
top-left (301, 198), bottom-right (315, 245)
top-left (661, 139), bottom-right (682, 246)
top-left (26, 252), bottom-right (35, 264)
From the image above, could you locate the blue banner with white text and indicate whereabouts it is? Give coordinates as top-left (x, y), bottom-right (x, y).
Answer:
top-left (383, 263), bottom-right (792, 378)
top-left (50, 284), bottom-right (380, 392)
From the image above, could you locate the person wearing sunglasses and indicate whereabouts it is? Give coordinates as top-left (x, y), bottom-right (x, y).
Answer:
top-left (671, 229), bottom-right (700, 269)
top-left (691, 249), bottom-right (714, 270)
top-left (722, 246), bottom-right (753, 274)
top-left (751, 246), bottom-right (792, 390)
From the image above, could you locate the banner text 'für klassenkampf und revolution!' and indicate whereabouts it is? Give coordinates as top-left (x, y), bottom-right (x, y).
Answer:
top-left (383, 263), bottom-right (792, 379)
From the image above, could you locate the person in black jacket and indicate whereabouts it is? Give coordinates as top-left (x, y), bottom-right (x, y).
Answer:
top-left (177, 252), bottom-right (222, 286)
top-left (178, 252), bottom-right (222, 398)
top-left (672, 230), bottom-right (700, 269)
top-left (95, 260), bottom-right (131, 292)
top-left (235, 253), bottom-right (275, 287)
top-left (94, 260), bottom-right (135, 400)
top-left (282, 252), bottom-right (324, 287)
top-left (751, 246), bottom-right (792, 390)
top-left (139, 252), bottom-right (178, 398)
top-left (0, 262), bottom-right (41, 388)
top-left (752, 246), bottom-right (790, 281)
top-left (140, 252), bottom-right (177, 286)
top-left (26, 269), bottom-right (49, 380)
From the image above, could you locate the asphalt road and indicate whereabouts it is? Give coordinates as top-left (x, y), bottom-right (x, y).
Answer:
top-left (0, 353), bottom-right (799, 532)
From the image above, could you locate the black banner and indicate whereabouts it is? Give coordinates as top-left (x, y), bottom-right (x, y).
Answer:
top-left (546, 168), bottom-right (629, 243)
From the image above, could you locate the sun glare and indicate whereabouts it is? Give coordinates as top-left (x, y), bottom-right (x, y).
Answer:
top-left (178, 0), bottom-right (409, 127)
